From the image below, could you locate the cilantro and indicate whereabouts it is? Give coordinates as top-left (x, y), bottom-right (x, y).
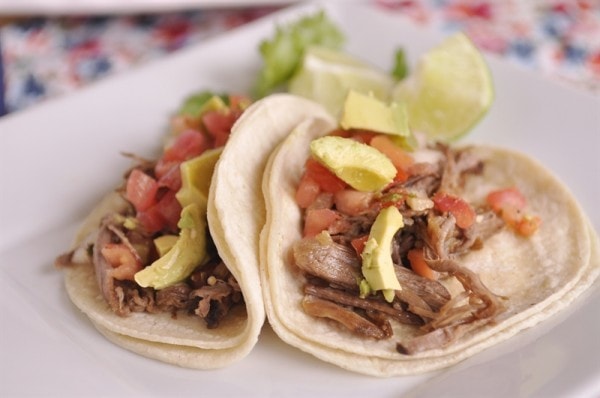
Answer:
top-left (392, 48), bottom-right (409, 81)
top-left (253, 11), bottom-right (345, 98)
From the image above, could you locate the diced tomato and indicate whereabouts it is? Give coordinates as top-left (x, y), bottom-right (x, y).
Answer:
top-left (101, 243), bottom-right (142, 281)
top-left (303, 208), bottom-right (340, 237)
top-left (296, 174), bottom-right (321, 208)
top-left (486, 187), bottom-right (526, 213)
top-left (328, 128), bottom-right (351, 138)
top-left (156, 162), bottom-right (182, 191)
top-left (155, 191), bottom-right (182, 232)
top-left (407, 248), bottom-right (435, 280)
top-left (162, 129), bottom-right (209, 163)
top-left (137, 206), bottom-right (165, 234)
top-left (349, 129), bottom-right (377, 144)
top-left (334, 189), bottom-right (373, 216)
top-left (136, 191), bottom-right (181, 234)
top-left (515, 215), bottom-right (541, 237)
top-left (126, 169), bottom-right (159, 212)
top-left (155, 129), bottom-right (209, 188)
top-left (432, 192), bottom-right (476, 229)
top-left (369, 135), bottom-right (414, 183)
top-left (351, 235), bottom-right (369, 256)
top-left (202, 110), bottom-right (236, 148)
top-left (305, 158), bottom-right (347, 193)
top-left (485, 187), bottom-right (540, 235)
top-left (154, 158), bottom-right (179, 180)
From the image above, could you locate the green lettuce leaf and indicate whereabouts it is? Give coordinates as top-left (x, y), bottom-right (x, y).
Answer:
top-left (391, 48), bottom-right (409, 81)
top-left (253, 11), bottom-right (345, 98)
top-left (177, 91), bottom-right (227, 117)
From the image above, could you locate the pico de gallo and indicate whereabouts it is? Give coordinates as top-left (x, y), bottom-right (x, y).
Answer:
top-left (56, 92), bottom-right (252, 329)
top-left (291, 126), bottom-right (541, 354)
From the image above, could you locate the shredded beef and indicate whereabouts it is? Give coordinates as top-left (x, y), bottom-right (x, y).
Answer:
top-left (60, 210), bottom-right (244, 327)
top-left (293, 235), bottom-right (361, 290)
top-left (459, 210), bottom-right (504, 253)
top-left (302, 295), bottom-right (389, 340)
top-left (329, 212), bottom-right (378, 244)
top-left (438, 145), bottom-right (483, 195)
top-left (364, 309), bottom-right (394, 339)
top-left (393, 265), bottom-right (450, 312)
top-left (121, 282), bottom-right (157, 313)
top-left (304, 284), bottom-right (423, 326)
top-left (190, 280), bottom-right (235, 329)
top-left (93, 221), bottom-right (125, 315)
top-left (293, 143), bottom-right (508, 354)
top-left (156, 283), bottom-right (191, 313)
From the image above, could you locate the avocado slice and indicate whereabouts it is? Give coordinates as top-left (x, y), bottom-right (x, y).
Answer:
top-left (340, 90), bottom-right (410, 138)
top-left (310, 135), bottom-right (396, 192)
top-left (134, 203), bottom-right (207, 290)
top-left (176, 147), bottom-right (223, 211)
top-left (360, 206), bottom-right (403, 302)
top-left (153, 235), bottom-right (178, 257)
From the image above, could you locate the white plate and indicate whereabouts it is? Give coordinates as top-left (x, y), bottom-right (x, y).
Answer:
top-left (0, 0), bottom-right (295, 15)
top-left (1, 2), bottom-right (599, 397)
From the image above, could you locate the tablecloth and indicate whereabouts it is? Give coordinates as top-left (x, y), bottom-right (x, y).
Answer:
top-left (1, 0), bottom-right (599, 117)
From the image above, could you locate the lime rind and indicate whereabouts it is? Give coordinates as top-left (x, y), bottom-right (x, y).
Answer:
top-left (289, 46), bottom-right (395, 117)
top-left (393, 32), bottom-right (494, 141)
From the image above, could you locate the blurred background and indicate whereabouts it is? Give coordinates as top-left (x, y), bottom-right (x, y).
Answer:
top-left (0, 0), bottom-right (599, 117)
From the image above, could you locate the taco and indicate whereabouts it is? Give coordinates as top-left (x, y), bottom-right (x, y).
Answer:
top-left (256, 93), bottom-right (599, 376)
top-left (54, 93), bottom-right (304, 368)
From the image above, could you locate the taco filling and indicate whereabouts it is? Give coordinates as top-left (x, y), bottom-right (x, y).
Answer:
top-left (56, 93), bottom-right (250, 329)
top-left (289, 94), bottom-right (543, 355)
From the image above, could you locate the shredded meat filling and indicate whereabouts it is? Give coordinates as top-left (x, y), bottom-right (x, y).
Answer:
top-left (57, 211), bottom-right (244, 328)
top-left (190, 279), bottom-right (236, 329)
top-left (293, 144), bottom-right (509, 353)
top-left (302, 295), bottom-right (389, 340)
top-left (304, 284), bottom-right (423, 326)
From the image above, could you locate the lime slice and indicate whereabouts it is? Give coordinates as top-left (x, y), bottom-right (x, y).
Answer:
top-left (289, 46), bottom-right (395, 116)
top-left (392, 32), bottom-right (494, 141)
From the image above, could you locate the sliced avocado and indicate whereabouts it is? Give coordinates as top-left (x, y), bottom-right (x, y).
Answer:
top-left (340, 90), bottom-right (410, 137)
top-left (310, 135), bottom-right (396, 192)
top-left (197, 95), bottom-right (228, 115)
top-left (360, 206), bottom-right (403, 302)
top-left (153, 235), bottom-right (178, 257)
top-left (134, 204), bottom-right (207, 290)
top-left (176, 147), bottom-right (223, 210)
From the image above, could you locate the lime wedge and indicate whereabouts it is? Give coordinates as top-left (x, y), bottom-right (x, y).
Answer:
top-left (392, 32), bottom-right (494, 141)
top-left (289, 46), bottom-right (395, 116)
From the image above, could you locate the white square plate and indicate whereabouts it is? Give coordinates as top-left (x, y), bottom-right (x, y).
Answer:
top-left (1, 2), bottom-right (599, 396)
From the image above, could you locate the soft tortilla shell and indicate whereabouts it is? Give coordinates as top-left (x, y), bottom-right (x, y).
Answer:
top-left (64, 264), bottom-right (248, 350)
top-left (92, 322), bottom-right (254, 370)
top-left (260, 106), bottom-right (599, 376)
top-left (62, 191), bottom-right (257, 367)
top-left (62, 94), bottom-right (335, 368)
top-left (208, 94), bottom-right (337, 280)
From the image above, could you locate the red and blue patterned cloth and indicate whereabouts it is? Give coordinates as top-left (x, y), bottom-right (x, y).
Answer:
top-left (1, 1), bottom-right (599, 116)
